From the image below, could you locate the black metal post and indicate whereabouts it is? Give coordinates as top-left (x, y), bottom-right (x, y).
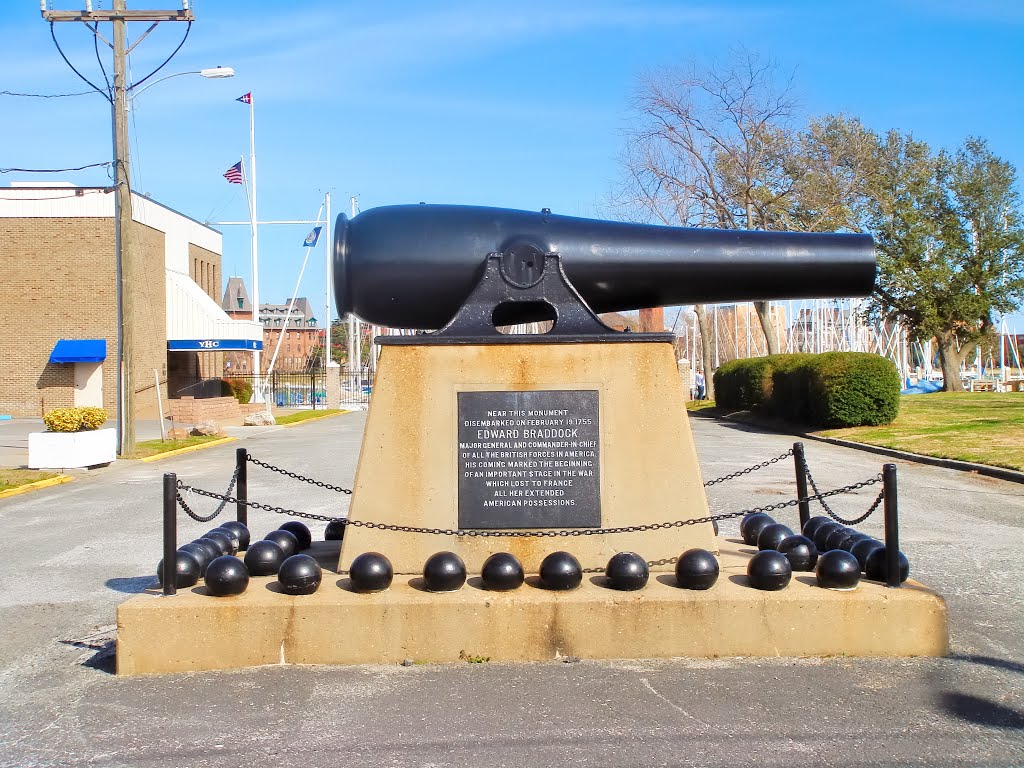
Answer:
top-left (793, 442), bottom-right (810, 532)
top-left (162, 472), bottom-right (177, 597)
top-left (236, 447), bottom-right (248, 526)
top-left (883, 463), bottom-right (900, 588)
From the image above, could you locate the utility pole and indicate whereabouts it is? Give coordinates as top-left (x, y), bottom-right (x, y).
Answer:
top-left (42, 1), bottom-right (194, 457)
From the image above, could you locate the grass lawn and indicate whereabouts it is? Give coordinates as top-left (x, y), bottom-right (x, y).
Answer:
top-left (818, 393), bottom-right (1024, 471)
top-left (274, 409), bottom-right (345, 425)
top-left (132, 435), bottom-right (228, 459)
top-left (0, 469), bottom-right (60, 491)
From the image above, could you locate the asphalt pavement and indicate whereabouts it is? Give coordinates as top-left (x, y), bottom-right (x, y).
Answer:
top-left (0, 411), bottom-right (1022, 767)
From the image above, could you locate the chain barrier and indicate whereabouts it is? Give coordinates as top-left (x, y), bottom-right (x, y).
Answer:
top-left (804, 464), bottom-right (885, 526)
top-left (175, 466), bottom-right (240, 523)
top-left (702, 448), bottom-right (794, 487)
top-left (246, 454), bottom-right (353, 495)
top-left (174, 474), bottom-right (881, 538)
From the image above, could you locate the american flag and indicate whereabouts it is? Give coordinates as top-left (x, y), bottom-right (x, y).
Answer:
top-left (223, 161), bottom-right (243, 184)
top-left (236, 92), bottom-right (251, 105)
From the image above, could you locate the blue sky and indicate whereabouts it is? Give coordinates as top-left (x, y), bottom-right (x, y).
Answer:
top-left (3, 0), bottom-right (1023, 327)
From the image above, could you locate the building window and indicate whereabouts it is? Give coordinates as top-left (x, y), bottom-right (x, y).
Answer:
top-left (237, 297), bottom-right (244, 309)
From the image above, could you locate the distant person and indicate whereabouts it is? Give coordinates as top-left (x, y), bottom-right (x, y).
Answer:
top-left (695, 371), bottom-right (706, 400)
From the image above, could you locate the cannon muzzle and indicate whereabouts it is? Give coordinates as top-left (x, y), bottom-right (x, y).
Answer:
top-left (334, 204), bottom-right (876, 330)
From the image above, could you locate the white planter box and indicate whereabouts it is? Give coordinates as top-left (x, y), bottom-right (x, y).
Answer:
top-left (28, 428), bottom-right (117, 469)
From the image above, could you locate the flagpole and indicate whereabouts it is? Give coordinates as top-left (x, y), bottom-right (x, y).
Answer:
top-left (248, 92), bottom-right (262, 404)
top-left (324, 191), bottom-right (331, 375)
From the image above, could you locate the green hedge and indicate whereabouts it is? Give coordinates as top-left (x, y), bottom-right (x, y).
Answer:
top-left (712, 352), bottom-right (900, 428)
top-left (806, 352), bottom-right (901, 427)
top-left (221, 378), bottom-right (254, 405)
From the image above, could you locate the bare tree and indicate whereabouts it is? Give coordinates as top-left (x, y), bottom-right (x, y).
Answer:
top-left (610, 49), bottom-right (804, 395)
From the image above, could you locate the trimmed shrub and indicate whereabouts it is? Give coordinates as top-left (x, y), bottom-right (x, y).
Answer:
top-left (78, 406), bottom-right (108, 429)
top-left (768, 353), bottom-right (815, 423)
top-left (43, 407), bottom-right (83, 433)
top-left (805, 352), bottom-right (901, 427)
top-left (222, 378), bottom-right (253, 405)
top-left (713, 356), bottom-right (776, 410)
top-left (43, 406), bottom-right (108, 432)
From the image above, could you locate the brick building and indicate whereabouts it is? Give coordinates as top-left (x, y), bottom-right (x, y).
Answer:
top-left (221, 277), bottom-right (322, 372)
top-left (0, 183), bottom-right (261, 419)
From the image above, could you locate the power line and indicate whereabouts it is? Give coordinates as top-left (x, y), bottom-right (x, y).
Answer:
top-left (129, 21), bottom-right (191, 90)
top-left (0, 89), bottom-right (97, 98)
top-left (48, 22), bottom-right (111, 102)
top-left (0, 162), bottom-right (113, 174)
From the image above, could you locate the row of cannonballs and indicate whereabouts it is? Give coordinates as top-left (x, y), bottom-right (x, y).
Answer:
top-left (157, 520), bottom-right (324, 596)
top-left (740, 512), bottom-right (910, 591)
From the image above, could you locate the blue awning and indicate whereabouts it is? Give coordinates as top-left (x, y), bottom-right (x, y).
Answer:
top-left (49, 339), bottom-right (107, 364)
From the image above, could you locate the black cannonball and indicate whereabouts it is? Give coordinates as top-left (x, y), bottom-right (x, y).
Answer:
top-left (757, 523), bottom-right (794, 552)
top-left (777, 534), bottom-right (818, 571)
top-left (539, 551), bottom-right (583, 591)
top-left (279, 521), bottom-right (312, 550)
top-left (815, 549), bottom-right (862, 590)
top-left (851, 537), bottom-right (885, 571)
top-left (865, 547), bottom-right (910, 584)
top-left (278, 553), bottom-right (322, 595)
top-left (201, 530), bottom-right (235, 556)
top-left (204, 555), bottom-right (250, 596)
top-left (605, 551), bottom-right (649, 591)
top-left (812, 521), bottom-right (843, 552)
top-left (179, 542), bottom-right (214, 575)
top-left (802, 516), bottom-right (832, 540)
top-left (218, 521), bottom-right (250, 551)
top-left (210, 526), bottom-right (241, 554)
top-left (263, 529), bottom-right (299, 559)
top-left (189, 538), bottom-right (221, 562)
top-left (349, 552), bottom-right (394, 593)
top-left (243, 539), bottom-right (286, 576)
top-left (423, 551), bottom-right (467, 592)
top-left (740, 513), bottom-right (775, 546)
top-left (480, 552), bottom-right (525, 592)
top-left (156, 550), bottom-right (201, 588)
top-left (837, 530), bottom-right (869, 552)
top-left (747, 550), bottom-right (792, 591)
top-left (824, 525), bottom-right (854, 552)
top-left (324, 518), bottom-right (347, 541)
top-left (674, 548), bottom-right (720, 590)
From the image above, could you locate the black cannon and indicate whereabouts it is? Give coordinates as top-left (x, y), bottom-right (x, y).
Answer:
top-left (333, 204), bottom-right (876, 332)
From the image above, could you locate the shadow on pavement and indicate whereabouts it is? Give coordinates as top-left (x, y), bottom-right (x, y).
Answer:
top-left (106, 575), bottom-right (155, 594)
top-left (940, 692), bottom-right (1024, 729)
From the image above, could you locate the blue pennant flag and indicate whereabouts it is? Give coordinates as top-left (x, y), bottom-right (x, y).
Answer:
top-left (303, 226), bottom-right (322, 247)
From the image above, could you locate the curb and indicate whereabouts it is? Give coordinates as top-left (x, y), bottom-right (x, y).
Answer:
top-left (802, 433), bottom-right (1024, 485)
top-left (138, 436), bottom-right (237, 463)
top-left (280, 410), bottom-right (351, 429)
top-left (0, 474), bottom-right (74, 498)
top-left (697, 409), bottom-right (1024, 485)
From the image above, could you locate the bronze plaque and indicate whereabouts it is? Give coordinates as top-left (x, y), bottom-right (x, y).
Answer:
top-left (457, 390), bottom-right (600, 529)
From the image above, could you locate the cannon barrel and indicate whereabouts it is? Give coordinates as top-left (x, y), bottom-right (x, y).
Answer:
top-left (334, 204), bottom-right (876, 330)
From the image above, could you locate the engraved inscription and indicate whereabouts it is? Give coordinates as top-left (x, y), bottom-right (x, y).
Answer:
top-left (458, 390), bottom-right (600, 529)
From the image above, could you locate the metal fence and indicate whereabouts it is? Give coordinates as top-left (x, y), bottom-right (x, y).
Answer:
top-left (174, 368), bottom-right (375, 410)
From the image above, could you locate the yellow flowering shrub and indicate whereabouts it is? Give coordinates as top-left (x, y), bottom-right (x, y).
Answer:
top-left (78, 407), bottom-right (108, 429)
top-left (43, 406), bottom-right (109, 432)
top-left (43, 407), bottom-right (83, 433)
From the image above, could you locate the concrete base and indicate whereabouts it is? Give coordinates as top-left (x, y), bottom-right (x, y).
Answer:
top-left (339, 341), bottom-right (716, 575)
top-left (116, 540), bottom-right (948, 676)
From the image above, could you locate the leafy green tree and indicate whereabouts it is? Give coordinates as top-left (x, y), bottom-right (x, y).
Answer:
top-left (867, 136), bottom-right (1024, 390)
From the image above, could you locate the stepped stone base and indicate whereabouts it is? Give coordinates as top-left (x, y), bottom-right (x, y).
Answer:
top-left (116, 539), bottom-right (948, 676)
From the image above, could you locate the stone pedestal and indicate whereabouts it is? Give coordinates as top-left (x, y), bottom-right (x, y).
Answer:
top-left (325, 363), bottom-right (341, 410)
top-left (338, 339), bottom-right (716, 575)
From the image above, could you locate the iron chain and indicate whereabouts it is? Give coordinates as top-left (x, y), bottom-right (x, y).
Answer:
top-left (175, 466), bottom-right (240, 523)
top-left (804, 464), bottom-right (884, 525)
top-left (703, 448), bottom-right (794, 488)
top-left (246, 454), bottom-right (353, 495)
top-left (174, 475), bottom-right (879, 538)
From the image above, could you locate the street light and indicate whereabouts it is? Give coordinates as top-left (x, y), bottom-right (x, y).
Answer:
top-left (114, 65), bottom-right (234, 456)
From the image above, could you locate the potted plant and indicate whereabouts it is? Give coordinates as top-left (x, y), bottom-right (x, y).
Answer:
top-left (28, 406), bottom-right (116, 469)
